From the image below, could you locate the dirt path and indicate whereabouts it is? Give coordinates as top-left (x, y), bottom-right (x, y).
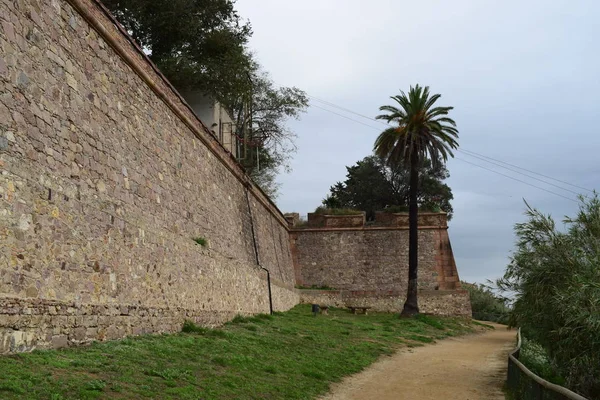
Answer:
top-left (320, 323), bottom-right (515, 400)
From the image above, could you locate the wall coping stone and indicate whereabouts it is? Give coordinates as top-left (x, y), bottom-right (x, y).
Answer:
top-left (290, 225), bottom-right (449, 233)
top-left (294, 212), bottom-right (448, 230)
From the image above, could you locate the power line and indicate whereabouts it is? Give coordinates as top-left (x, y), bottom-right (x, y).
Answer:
top-left (310, 95), bottom-right (581, 203)
top-left (305, 93), bottom-right (593, 195)
top-left (309, 100), bottom-right (581, 202)
top-left (455, 157), bottom-right (579, 203)
top-left (459, 148), bottom-right (594, 193)
top-left (308, 94), bottom-right (390, 127)
top-left (456, 150), bottom-right (584, 197)
top-left (309, 102), bottom-right (384, 131)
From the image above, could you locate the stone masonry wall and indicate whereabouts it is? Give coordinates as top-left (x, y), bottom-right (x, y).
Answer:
top-left (0, 0), bottom-right (298, 353)
top-left (291, 227), bottom-right (460, 293)
top-left (298, 289), bottom-right (471, 316)
top-left (290, 214), bottom-right (469, 316)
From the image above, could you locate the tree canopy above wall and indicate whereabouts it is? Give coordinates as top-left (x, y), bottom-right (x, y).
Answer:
top-left (322, 155), bottom-right (454, 220)
top-left (102, 0), bottom-right (308, 199)
top-left (102, 0), bottom-right (253, 102)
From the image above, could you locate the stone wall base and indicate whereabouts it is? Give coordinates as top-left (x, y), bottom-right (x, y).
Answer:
top-left (298, 289), bottom-right (471, 317)
top-left (0, 287), bottom-right (298, 354)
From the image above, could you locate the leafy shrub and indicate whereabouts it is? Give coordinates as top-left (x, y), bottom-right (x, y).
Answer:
top-left (182, 320), bottom-right (207, 334)
top-left (519, 338), bottom-right (565, 385)
top-left (381, 205), bottom-right (409, 213)
top-left (462, 282), bottom-right (510, 324)
top-left (193, 237), bottom-right (208, 247)
top-left (295, 284), bottom-right (337, 290)
top-left (498, 196), bottom-right (600, 398)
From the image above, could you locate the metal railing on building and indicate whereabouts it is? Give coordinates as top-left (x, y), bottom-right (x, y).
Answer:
top-left (507, 329), bottom-right (589, 400)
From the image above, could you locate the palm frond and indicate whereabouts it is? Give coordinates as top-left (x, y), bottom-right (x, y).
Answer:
top-left (374, 84), bottom-right (459, 168)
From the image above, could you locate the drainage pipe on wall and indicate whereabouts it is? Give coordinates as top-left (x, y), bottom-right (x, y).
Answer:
top-left (245, 187), bottom-right (274, 315)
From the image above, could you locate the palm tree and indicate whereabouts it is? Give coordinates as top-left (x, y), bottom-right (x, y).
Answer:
top-left (374, 85), bottom-right (458, 317)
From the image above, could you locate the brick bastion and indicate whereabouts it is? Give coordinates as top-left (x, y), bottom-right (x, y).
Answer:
top-left (289, 212), bottom-right (472, 316)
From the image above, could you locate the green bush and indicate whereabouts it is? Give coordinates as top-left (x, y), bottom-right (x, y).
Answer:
top-left (181, 320), bottom-right (207, 334)
top-left (462, 282), bottom-right (510, 324)
top-left (182, 320), bottom-right (229, 338)
top-left (381, 205), bottom-right (409, 213)
top-left (519, 338), bottom-right (565, 386)
top-left (193, 237), bottom-right (208, 247)
top-left (498, 196), bottom-right (600, 398)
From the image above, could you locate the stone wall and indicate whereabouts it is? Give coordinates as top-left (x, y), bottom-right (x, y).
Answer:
top-left (374, 211), bottom-right (447, 227)
top-left (298, 289), bottom-right (471, 316)
top-left (0, 0), bottom-right (298, 353)
top-left (290, 213), bottom-right (470, 316)
top-left (306, 212), bottom-right (366, 228)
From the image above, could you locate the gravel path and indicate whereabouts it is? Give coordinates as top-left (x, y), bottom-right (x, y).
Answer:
top-left (320, 323), bottom-right (515, 400)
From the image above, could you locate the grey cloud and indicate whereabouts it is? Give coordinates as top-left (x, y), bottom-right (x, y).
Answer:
top-left (236, 0), bottom-right (600, 284)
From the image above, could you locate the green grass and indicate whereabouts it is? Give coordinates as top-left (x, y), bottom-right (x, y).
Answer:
top-left (294, 284), bottom-right (337, 290)
top-left (192, 237), bottom-right (208, 247)
top-left (471, 320), bottom-right (496, 330)
top-left (0, 305), bottom-right (476, 400)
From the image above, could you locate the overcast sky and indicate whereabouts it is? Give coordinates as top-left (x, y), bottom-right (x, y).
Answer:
top-left (236, 0), bottom-right (600, 284)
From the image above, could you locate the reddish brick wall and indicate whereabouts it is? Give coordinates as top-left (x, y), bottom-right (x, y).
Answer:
top-left (374, 212), bottom-right (447, 227)
top-left (290, 213), bottom-right (469, 315)
top-left (306, 213), bottom-right (366, 228)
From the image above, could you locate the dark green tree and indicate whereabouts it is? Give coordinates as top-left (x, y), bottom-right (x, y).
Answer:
top-left (323, 156), bottom-right (393, 218)
top-left (462, 282), bottom-right (509, 323)
top-left (103, 0), bottom-right (308, 198)
top-left (497, 196), bottom-right (600, 398)
top-left (323, 155), bottom-right (453, 220)
top-left (103, 0), bottom-right (253, 102)
top-left (374, 85), bottom-right (459, 317)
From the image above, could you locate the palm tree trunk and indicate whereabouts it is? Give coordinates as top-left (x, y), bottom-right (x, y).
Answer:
top-left (401, 152), bottom-right (420, 317)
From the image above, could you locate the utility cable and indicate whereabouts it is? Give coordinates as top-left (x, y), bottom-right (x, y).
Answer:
top-left (308, 94), bottom-right (390, 127)
top-left (457, 150), bottom-right (584, 197)
top-left (306, 93), bottom-right (593, 193)
top-left (309, 102), bottom-right (384, 130)
top-left (459, 148), bottom-right (594, 193)
top-left (306, 94), bottom-right (592, 197)
top-left (454, 157), bottom-right (579, 203)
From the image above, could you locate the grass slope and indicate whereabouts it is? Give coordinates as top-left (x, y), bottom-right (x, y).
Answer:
top-left (0, 305), bottom-right (475, 399)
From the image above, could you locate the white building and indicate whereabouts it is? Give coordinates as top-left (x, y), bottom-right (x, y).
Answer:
top-left (181, 91), bottom-right (238, 158)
